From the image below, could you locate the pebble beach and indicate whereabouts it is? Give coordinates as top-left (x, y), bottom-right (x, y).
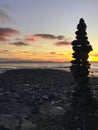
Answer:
top-left (0, 68), bottom-right (98, 130)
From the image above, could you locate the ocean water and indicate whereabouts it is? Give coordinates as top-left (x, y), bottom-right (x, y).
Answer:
top-left (0, 62), bottom-right (98, 76)
top-left (0, 62), bottom-right (70, 72)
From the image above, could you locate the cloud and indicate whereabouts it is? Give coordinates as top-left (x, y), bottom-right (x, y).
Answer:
top-left (24, 34), bottom-right (35, 42)
top-left (49, 52), bottom-right (64, 56)
top-left (57, 35), bottom-right (65, 40)
top-left (0, 28), bottom-right (20, 42)
top-left (55, 40), bottom-right (71, 46)
top-left (49, 52), bottom-right (56, 55)
top-left (0, 28), bottom-right (20, 37)
top-left (0, 37), bottom-right (9, 42)
top-left (58, 53), bottom-right (64, 55)
top-left (34, 34), bottom-right (65, 40)
top-left (25, 37), bottom-right (35, 42)
top-left (0, 8), bottom-right (11, 23)
top-left (10, 41), bottom-right (28, 46)
top-left (0, 50), bottom-right (9, 53)
top-left (3, 4), bottom-right (13, 12)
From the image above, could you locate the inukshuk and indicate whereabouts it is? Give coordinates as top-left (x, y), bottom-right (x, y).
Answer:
top-left (70, 18), bottom-right (93, 105)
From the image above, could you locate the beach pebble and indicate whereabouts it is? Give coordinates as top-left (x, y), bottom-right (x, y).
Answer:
top-left (77, 128), bottom-right (81, 130)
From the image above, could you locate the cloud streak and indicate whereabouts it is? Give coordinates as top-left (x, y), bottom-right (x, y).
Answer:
top-left (0, 50), bottom-right (9, 53)
top-left (10, 41), bottom-right (28, 46)
top-left (34, 34), bottom-right (65, 40)
top-left (49, 52), bottom-right (56, 55)
top-left (55, 40), bottom-right (71, 46)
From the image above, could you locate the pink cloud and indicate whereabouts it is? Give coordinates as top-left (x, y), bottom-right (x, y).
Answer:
top-left (0, 28), bottom-right (20, 42)
top-left (55, 41), bottom-right (71, 46)
top-left (24, 34), bottom-right (35, 42)
top-left (0, 28), bottom-right (20, 37)
top-left (0, 37), bottom-right (9, 42)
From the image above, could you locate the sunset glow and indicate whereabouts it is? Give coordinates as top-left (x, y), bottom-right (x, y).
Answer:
top-left (0, 0), bottom-right (98, 62)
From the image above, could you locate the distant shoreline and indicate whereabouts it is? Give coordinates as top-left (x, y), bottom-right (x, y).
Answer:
top-left (0, 61), bottom-right (97, 64)
top-left (0, 62), bottom-right (98, 77)
top-left (0, 61), bottom-right (70, 64)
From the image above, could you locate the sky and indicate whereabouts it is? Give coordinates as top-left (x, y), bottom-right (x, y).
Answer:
top-left (0, 0), bottom-right (98, 62)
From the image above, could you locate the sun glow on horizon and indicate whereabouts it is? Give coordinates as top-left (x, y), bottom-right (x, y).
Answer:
top-left (88, 52), bottom-right (98, 62)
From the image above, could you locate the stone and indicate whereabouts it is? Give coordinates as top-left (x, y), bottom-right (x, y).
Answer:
top-left (0, 114), bottom-right (37, 130)
top-left (39, 104), bottom-right (65, 120)
top-left (21, 119), bottom-right (37, 130)
top-left (0, 114), bottom-right (18, 130)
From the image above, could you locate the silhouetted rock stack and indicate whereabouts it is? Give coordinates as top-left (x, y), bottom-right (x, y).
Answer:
top-left (70, 18), bottom-right (93, 106)
top-left (63, 19), bottom-right (98, 130)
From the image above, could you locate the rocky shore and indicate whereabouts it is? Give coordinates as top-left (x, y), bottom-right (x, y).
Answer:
top-left (0, 69), bottom-right (98, 130)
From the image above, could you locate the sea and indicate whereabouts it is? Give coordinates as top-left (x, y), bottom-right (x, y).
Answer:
top-left (0, 62), bottom-right (98, 77)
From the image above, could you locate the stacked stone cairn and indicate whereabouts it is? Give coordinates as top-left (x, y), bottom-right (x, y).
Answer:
top-left (70, 18), bottom-right (93, 106)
